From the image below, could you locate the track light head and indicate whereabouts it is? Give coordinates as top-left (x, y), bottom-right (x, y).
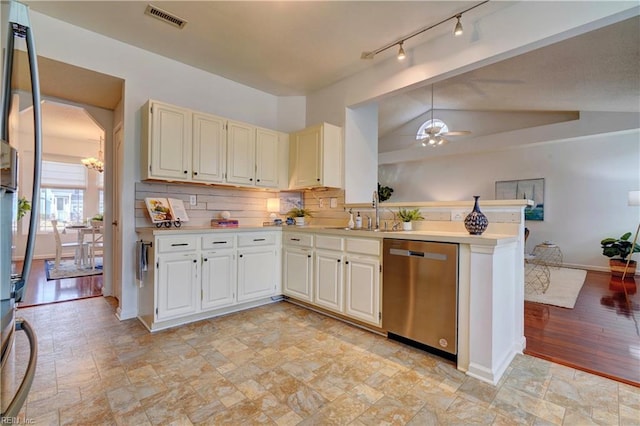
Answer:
top-left (397, 42), bottom-right (406, 60)
top-left (454, 15), bottom-right (463, 36)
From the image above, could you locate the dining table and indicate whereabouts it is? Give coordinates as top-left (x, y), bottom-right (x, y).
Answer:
top-left (64, 224), bottom-right (103, 267)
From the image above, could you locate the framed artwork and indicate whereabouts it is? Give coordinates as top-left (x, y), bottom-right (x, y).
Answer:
top-left (495, 178), bottom-right (544, 221)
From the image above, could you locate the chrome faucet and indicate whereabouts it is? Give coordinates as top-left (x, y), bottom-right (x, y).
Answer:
top-left (372, 190), bottom-right (379, 230)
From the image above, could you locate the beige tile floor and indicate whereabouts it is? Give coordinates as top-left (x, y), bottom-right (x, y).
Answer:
top-left (9, 297), bottom-right (640, 425)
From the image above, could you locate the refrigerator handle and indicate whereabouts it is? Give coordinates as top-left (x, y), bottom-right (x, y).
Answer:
top-left (1, 318), bottom-right (38, 419)
top-left (11, 3), bottom-right (43, 302)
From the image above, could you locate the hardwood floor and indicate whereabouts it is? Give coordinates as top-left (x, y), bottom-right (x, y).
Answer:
top-left (15, 258), bottom-right (103, 308)
top-left (524, 270), bottom-right (640, 387)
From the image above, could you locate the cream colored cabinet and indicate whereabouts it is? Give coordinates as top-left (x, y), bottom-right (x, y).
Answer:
top-left (289, 123), bottom-right (342, 189)
top-left (344, 255), bottom-right (380, 326)
top-left (226, 120), bottom-right (257, 185)
top-left (201, 249), bottom-right (236, 311)
top-left (282, 233), bottom-right (314, 302)
top-left (141, 100), bottom-right (192, 181)
top-left (154, 235), bottom-right (200, 321)
top-left (255, 127), bottom-right (280, 188)
top-left (237, 233), bottom-right (280, 302)
top-left (192, 112), bottom-right (226, 183)
top-left (314, 250), bottom-right (343, 312)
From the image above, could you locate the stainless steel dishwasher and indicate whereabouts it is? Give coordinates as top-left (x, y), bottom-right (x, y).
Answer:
top-left (382, 239), bottom-right (458, 359)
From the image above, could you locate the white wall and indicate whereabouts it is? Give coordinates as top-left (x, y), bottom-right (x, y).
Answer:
top-left (29, 10), bottom-right (306, 320)
top-left (379, 130), bottom-right (640, 272)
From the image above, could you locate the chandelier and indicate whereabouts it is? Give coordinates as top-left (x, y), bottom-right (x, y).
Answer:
top-left (81, 137), bottom-right (104, 173)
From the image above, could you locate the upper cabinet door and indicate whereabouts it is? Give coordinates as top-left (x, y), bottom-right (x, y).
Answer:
top-left (226, 120), bottom-right (256, 185)
top-left (255, 128), bottom-right (280, 188)
top-left (290, 125), bottom-right (322, 188)
top-left (192, 112), bottom-right (226, 183)
top-left (148, 101), bottom-right (192, 181)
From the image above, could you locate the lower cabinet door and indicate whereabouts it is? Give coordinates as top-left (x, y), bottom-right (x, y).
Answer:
top-left (201, 250), bottom-right (236, 311)
top-left (345, 256), bottom-right (381, 326)
top-left (156, 253), bottom-right (199, 320)
top-left (237, 247), bottom-right (277, 301)
top-left (314, 250), bottom-right (343, 312)
top-left (283, 247), bottom-right (313, 302)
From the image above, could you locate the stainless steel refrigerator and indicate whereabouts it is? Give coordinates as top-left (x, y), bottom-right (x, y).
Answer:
top-left (1, 0), bottom-right (41, 420)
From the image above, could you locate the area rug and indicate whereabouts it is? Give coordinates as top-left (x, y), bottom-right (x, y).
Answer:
top-left (45, 258), bottom-right (102, 280)
top-left (525, 266), bottom-right (587, 309)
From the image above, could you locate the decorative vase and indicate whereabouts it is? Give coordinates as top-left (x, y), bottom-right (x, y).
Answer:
top-left (295, 217), bottom-right (305, 226)
top-left (402, 222), bottom-right (412, 231)
top-left (464, 196), bottom-right (489, 235)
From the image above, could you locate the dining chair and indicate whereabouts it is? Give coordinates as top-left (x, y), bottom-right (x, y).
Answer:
top-left (51, 219), bottom-right (88, 270)
top-left (88, 223), bottom-right (104, 269)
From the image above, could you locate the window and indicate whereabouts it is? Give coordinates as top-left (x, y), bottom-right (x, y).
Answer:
top-left (39, 160), bottom-right (87, 231)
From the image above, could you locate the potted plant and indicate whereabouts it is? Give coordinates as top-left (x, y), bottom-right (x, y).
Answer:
top-left (600, 232), bottom-right (640, 277)
top-left (17, 196), bottom-right (31, 221)
top-left (91, 213), bottom-right (104, 228)
top-left (397, 208), bottom-right (423, 231)
top-left (286, 207), bottom-right (313, 226)
top-left (378, 183), bottom-right (394, 202)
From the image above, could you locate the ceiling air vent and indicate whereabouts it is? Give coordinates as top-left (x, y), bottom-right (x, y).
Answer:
top-left (144, 4), bottom-right (187, 29)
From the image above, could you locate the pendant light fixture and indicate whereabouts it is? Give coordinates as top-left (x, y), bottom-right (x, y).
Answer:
top-left (81, 136), bottom-right (104, 173)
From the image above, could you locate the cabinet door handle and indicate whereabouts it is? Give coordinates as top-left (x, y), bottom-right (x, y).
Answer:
top-left (291, 238), bottom-right (300, 242)
top-left (212, 241), bottom-right (228, 244)
top-left (171, 243), bottom-right (189, 247)
top-left (253, 238), bottom-right (266, 242)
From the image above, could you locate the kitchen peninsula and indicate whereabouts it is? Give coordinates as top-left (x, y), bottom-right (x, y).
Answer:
top-left (136, 200), bottom-right (528, 386)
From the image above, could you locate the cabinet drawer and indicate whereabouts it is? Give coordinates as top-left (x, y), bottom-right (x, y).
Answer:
top-left (157, 236), bottom-right (197, 253)
top-left (202, 234), bottom-right (235, 250)
top-left (283, 233), bottom-right (314, 248)
top-left (346, 238), bottom-right (380, 256)
top-left (238, 232), bottom-right (276, 247)
top-left (316, 235), bottom-right (344, 251)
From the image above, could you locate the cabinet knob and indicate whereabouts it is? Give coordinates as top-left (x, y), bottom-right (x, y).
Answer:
top-left (345, 261), bottom-right (349, 264)
top-left (337, 259), bottom-right (341, 263)
top-left (316, 178), bottom-right (320, 182)
top-left (239, 254), bottom-right (244, 258)
top-left (194, 171), bottom-right (198, 176)
top-left (193, 259), bottom-right (197, 263)
top-left (203, 258), bottom-right (208, 262)
top-left (249, 178), bottom-right (253, 182)
top-left (307, 254), bottom-right (311, 258)
top-left (257, 179), bottom-right (260, 182)
top-left (184, 170), bottom-right (188, 174)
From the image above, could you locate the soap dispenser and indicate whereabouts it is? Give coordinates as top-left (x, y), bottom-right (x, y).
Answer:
top-left (355, 212), bottom-right (362, 229)
top-left (348, 209), bottom-right (355, 229)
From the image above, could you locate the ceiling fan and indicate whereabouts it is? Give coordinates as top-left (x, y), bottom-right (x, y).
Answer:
top-left (417, 85), bottom-right (471, 147)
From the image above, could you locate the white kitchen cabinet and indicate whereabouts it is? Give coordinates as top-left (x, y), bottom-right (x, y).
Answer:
top-left (141, 100), bottom-right (191, 181)
top-left (201, 249), bottom-right (236, 311)
top-left (156, 252), bottom-right (199, 321)
top-left (344, 255), bottom-right (381, 326)
top-left (226, 120), bottom-right (257, 185)
top-left (283, 247), bottom-right (314, 302)
top-left (289, 123), bottom-right (343, 189)
top-left (315, 250), bottom-right (343, 313)
top-left (192, 112), bottom-right (226, 183)
top-left (255, 127), bottom-right (280, 188)
top-left (237, 232), bottom-right (280, 302)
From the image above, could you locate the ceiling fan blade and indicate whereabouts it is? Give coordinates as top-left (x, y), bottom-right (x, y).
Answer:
top-left (440, 130), bottom-right (471, 136)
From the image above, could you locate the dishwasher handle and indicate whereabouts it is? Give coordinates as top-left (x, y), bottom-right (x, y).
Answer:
top-left (389, 248), bottom-right (447, 261)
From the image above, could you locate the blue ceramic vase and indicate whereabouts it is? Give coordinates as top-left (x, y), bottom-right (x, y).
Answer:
top-left (464, 196), bottom-right (488, 235)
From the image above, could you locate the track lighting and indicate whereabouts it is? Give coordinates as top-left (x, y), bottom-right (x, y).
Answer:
top-left (397, 42), bottom-right (406, 60)
top-left (454, 15), bottom-right (463, 36)
top-left (360, 0), bottom-right (488, 60)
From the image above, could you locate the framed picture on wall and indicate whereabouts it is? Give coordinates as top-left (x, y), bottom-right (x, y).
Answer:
top-left (495, 178), bottom-right (544, 221)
